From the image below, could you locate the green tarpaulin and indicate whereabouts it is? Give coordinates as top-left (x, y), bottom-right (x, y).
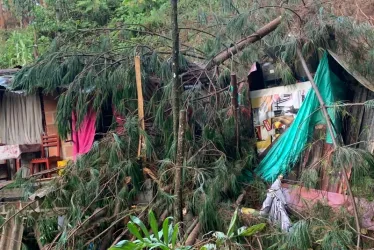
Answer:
top-left (255, 53), bottom-right (345, 181)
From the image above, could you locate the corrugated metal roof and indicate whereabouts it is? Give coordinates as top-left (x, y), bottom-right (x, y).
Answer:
top-left (0, 76), bottom-right (13, 88)
top-left (328, 50), bottom-right (374, 92)
top-left (0, 211), bottom-right (24, 250)
top-left (0, 76), bottom-right (25, 94)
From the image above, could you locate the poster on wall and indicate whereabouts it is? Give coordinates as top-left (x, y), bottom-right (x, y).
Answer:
top-left (250, 81), bottom-right (311, 154)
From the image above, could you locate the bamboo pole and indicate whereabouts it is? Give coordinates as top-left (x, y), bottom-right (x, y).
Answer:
top-left (135, 56), bottom-right (145, 159)
top-left (296, 47), bottom-right (361, 250)
top-left (174, 110), bottom-right (186, 224)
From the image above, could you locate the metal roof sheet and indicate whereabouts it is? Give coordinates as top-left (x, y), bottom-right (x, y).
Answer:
top-left (328, 50), bottom-right (374, 92)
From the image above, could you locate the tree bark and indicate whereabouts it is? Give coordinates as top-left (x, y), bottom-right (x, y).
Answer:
top-left (185, 222), bottom-right (200, 246)
top-left (0, 2), bottom-right (6, 29)
top-left (174, 110), bottom-right (186, 224)
top-left (159, 204), bottom-right (172, 226)
top-left (206, 16), bottom-right (282, 70)
top-left (230, 74), bottom-right (240, 155)
top-left (296, 47), bottom-right (361, 250)
top-left (171, 0), bottom-right (181, 159)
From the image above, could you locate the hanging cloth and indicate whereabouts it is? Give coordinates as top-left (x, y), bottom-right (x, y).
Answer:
top-left (259, 178), bottom-right (291, 232)
top-left (72, 110), bottom-right (96, 160)
top-left (0, 92), bottom-right (43, 145)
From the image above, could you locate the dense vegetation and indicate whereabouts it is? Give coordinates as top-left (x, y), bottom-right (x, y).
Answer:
top-left (1, 0), bottom-right (374, 249)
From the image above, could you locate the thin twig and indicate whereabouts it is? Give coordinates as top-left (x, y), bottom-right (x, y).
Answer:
top-left (256, 236), bottom-right (263, 250)
top-left (66, 206), bottom-right (108, 241)
top-left (84, 211), bottom-right (137, 247)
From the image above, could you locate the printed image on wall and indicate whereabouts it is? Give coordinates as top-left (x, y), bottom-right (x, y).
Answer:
top-left (250, 82), bottom-right (311, 154)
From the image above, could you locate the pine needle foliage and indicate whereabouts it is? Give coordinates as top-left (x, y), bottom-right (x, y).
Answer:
top-left (5, 0), bottom-right (374, 249)
top-left (19, 133), bottom-right (144, 249)
top-left (261, 201), bottom-right (358, 250)
top-left (332, 146), bottom-right (374, 195)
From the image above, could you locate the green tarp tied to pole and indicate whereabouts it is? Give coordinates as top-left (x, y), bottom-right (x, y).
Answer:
top-left (255, 53), bottom-right (345, 181)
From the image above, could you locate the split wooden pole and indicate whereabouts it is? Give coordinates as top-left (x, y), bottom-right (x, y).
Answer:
top-left (135, 56), bottom-right (145, 159)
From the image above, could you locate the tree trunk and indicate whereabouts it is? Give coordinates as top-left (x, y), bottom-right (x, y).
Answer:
top-left (206, 16), bottom-right (282, 70)
top-left (230, 74), bottom-right (240, 155)
top-left (0, 3), bottom-right (5, 29)
top-left (174, 110), bottom-right (186, 224)
top-left (296, 47), bottom-right (361, 250)
top-left (171, 0), bottom-right (180, 159)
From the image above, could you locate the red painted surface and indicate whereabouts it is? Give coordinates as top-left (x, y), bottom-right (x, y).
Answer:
top-left (284, 184), bottom-right (374, 230)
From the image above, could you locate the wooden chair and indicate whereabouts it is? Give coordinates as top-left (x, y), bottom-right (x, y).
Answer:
top-left (30, 134), bottom-right (61, 178)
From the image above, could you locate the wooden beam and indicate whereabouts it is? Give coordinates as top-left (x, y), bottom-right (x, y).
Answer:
top-left (0, 69), bottom-right (19, 75)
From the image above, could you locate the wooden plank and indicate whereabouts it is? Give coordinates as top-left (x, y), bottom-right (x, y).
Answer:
top-left (0, 188), bottom-right (23, 200)
top-left (135, 56), bottom-right (145, 158)
top-left (0, 69), bottom-right (19, 75)
top-left (345, 85), bottom-right (368, 145)
top-left (359, 90), bottom-right (374, 153)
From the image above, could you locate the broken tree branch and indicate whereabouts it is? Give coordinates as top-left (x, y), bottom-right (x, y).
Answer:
top-left (171, 0), bottom-right (181, 160)
top-left (185, 218), bottom-right (199, 238)
top-left (206, 16), bottom-right (282, 69)
top-left (185, 222), bottom-right (200, 246)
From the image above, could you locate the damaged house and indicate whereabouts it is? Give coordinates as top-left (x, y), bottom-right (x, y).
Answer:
top-left (248, 50), bottom-right (374, 230)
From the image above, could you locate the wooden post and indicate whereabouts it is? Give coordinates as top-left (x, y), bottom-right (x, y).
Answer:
top-left (296, 47), bottom-right (361, 249)
top-left (174, 110), bottom-right (186, 224)
top-left (135, 56), bottom-right (145, 159)
top-left (171, 0), bottom-right (181, 159)
top-left (231, 74), bottom-right (240, 155)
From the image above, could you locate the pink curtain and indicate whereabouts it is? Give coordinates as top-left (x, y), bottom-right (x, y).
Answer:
top-left (72, 110), bottom-right (96, 160)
